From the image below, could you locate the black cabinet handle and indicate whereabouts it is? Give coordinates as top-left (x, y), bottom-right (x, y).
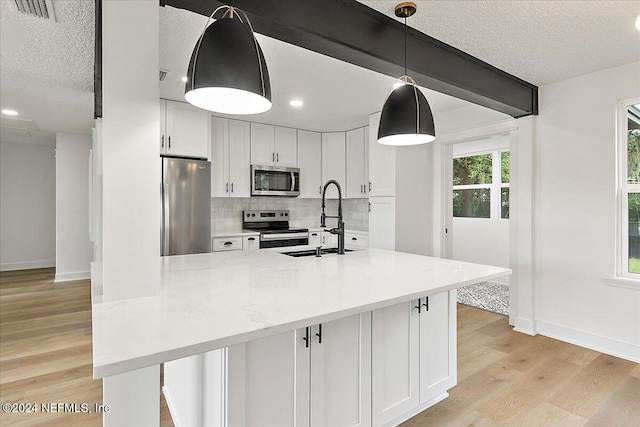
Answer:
top-left (316, 324), bottom-right (322, 344)
top-left (272, 152), bottom-right (275, 162)
top-left (352, 237), bottom-right (357, 241)
top-left (231, 182), bottom-right (234, 192)
top-left (414, 298), bottom-right (422, 314)
top-left (224, 241), bottom-right (232, 246)
top-left (247, 237), bottom-right (255, 241)
top-left (276, 152), bottom-right (279, 162)
top-left (161, 135), bottom-right (165, 148)
top-left (226, 183), bottom-right (229, 193)
top-left (303, 327), bottom-right (310, 348)
top-left (369, 181), bottom-right (372, 192)
top-left (168, 136), bottom-right (171, 149)
top-left (422, 296), bottom-right (429, 311)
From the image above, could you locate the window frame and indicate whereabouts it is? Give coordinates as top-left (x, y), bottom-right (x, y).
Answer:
top-left (616, 97), bottom-right (640, 280)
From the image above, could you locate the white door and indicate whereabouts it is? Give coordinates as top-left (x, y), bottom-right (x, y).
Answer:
top-left (160, 99), bottom-right (167, 154)
top-left (210, 116), bottom-right (229, 197)
top-left (227, 330), bottom-right (301, 427)
top-left (298, 130), bottom-right (322, 198)
top-left (372, 301), bottom-right (420, 427)
top-left (251, 122), bottom-right (275, 165)
top-left (346, 127), bottom-right (367, 199)
top-left (275, 126), bottom-right (298, 167)
top-left (228, 119), bottom-right (251, 198)
top-left (419, 291), bottom-right (457, 405)
top-left (321, 132), bottom-right (346, 199)
top-left (166, 100), bottom-right (209, 158)
top-left (369, 196), bottom-right (396, 250)
top-left (310, 314), bottom-right (371, 427)
top-left (368, 112), bottom-right (396, 196)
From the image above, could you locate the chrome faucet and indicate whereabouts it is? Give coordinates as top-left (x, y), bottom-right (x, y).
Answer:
top-left (320, 180), bottom-right (345, 255)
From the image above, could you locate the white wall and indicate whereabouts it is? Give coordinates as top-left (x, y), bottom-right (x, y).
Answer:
top-left (0, 141), bottom-right (55, 270)
top-left (533, 61), bottom-right (640, 361)
top-left (55, 133), bottom-right (92, 282)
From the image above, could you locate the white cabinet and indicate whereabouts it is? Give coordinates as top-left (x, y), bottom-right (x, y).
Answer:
top-left (309, 230), bottom-right (322, 247)
top-left (369, 196), bottom-right (396, 250)
top-left (345, 231), bottom-right (369, 249)
top-left (368, 112), bottom-right (396, 196)
top-left (321, 132), bottom-right (346, 199)
top-left (346, 127), bottom-right (369, 199)
top-left (227, 314), bottom-right (371, 427)
top-left (298, 130), bottom-right (323, 198)
top-left (372, 291), bottom-right (456, 427)
top-left (242, 235), bottom-right (259, 252)
top-left (211, 117), bottom-right (251, 198)
top-left (160, 99), bottom-right (209, 159)
top-left (250, 123), bottom-right (297, 167)
top-left (372, 300), bottom-right (420, 426)
top-left (212, 237), bottom-right (243, 252)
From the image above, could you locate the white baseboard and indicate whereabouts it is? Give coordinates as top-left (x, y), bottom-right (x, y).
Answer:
top-left (162, 386), bottom-right (182, 427)
top-left (513, 317), bottom-right (537, 336)
top-left (537, 320), bottom-right (640, 363)
top-left (383, 392), bottom-right (449, 427)
top-left (54, 270), bottom-right (91, 283)
top-left (0, 260), bottom-right (55, 271)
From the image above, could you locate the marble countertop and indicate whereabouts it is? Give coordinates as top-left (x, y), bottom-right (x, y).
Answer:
top-left (92, 248), bottom-right (510, 379)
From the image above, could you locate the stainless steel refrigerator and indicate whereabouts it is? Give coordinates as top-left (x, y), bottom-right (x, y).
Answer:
top-left (161, 157), bottom-right (211, 256)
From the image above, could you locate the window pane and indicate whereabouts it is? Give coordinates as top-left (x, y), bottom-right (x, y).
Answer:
top-left (627, 104), bottom-right (640, 184)
top-left (501, 151), bottom-right (510, 183)
top-left (453, 154), bottom-right (492, 185)
top-left (501, 188), bottom-right (509, 219)
top-left (629, 192), bottom-right (640, 274)
top-left (453, 189), bottom-right (490, 218)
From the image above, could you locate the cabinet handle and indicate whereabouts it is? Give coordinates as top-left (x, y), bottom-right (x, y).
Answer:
top-left (231, 182), bottom-right (234, 193)
top-left (248, 237), bottom-right (255, 241)
top-left (315, 324), bottom-right (322, 344)
top-left (422, 296), bottom-right (429, 311)
top-left (311, 233), bottom-right (318, 236)
top-left (368, 202), bottom-right (371, 213)
top-left (226, 183), bottom-right (229, 193)
top-left (276, 152), bottom-right (279, 162)
top-left (414, 298), bottom-right (422, 314)
top-left (168, 136), bottom-right (171, 149)
top-left (161, 135), bottom-right (165, 148)
top-left (224, 241), bottom-right (233, 246)
top-left (369, 181), bottom-right (372, 192)
top-left (303, 327), bottom-right (310, 348)
top-left (272, 152), bottom-right (275, 162)
top-left (352, 237), bottom-right (357, 241)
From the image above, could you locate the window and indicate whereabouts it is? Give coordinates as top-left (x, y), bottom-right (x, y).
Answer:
top-left (453, 149), bottom-right (509, 219)
top-left (618, 100), bottom-right (640, 278)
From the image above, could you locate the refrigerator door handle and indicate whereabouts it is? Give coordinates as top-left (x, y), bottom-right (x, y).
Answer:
top-left (162, 183), bottom-right (170, 255)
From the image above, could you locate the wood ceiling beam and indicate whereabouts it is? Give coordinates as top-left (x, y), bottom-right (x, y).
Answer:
top-left (160, 0), bottom-right (538, 118)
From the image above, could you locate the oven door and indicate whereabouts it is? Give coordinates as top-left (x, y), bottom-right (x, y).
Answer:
top-left (260, 232), bottom-right (309, 248)
top-left (252, 165), bottom-right (300, 197)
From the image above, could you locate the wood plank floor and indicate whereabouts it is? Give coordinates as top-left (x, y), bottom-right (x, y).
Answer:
top-left (1, 268), bottom-right (638, 426)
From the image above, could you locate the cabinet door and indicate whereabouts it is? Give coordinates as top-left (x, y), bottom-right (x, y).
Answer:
top-left (228, 119), bottom-right (251, 198)
top-left (346, 127), bottom-right (366, 199)
top-left (242, 235), bottom-right (259, 251)
top-left (419, 291), bottom-right (457, 405)
top-left (166, 100), bottom-right (209, 158)
top-left (309, 231), bottom-right (322, 247)
top-left (298, 130), bottom-right (322, 198)
top-left (369, 196), bottom-right (396, 250)
top-left (160, 99), bottom-right (167, 154)
top-left (250, 122), bottom-right (275, 165)
top-left (210, 116), bottom-right (229, 197)
top-left (372, 301), bottom-right (420, 427)
top-left (364, 127), bottom-right (369, 196)
top-left (275, 126), bottom-right (298, 167)
top-left (227, 330), bottom-right (305, 427)
top-left (310, 314), bottom-right (371, 427)
top-left (368, 112), bottom-right (396, 196)
top-left (321, 132), bottom-right (346, 199)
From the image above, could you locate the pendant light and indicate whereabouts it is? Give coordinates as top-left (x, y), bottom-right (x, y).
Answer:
top-left (377, 2), bottom-right (435, 146)
top-left (185, 6), bottom-right (271, 115)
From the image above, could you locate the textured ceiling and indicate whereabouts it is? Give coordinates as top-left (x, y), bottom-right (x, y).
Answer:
top-left (159, 6), bottom-right (478, 132)
top-left (359, 0), bottom-right (640, 86)
top-left (0, 0), bottom-right (94, 145)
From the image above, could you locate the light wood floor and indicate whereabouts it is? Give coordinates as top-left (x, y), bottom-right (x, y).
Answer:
top-left (1, 269), bottom-right (638, 426)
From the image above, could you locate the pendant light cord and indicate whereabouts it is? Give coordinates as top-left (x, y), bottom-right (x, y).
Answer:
top-left (404, 16), bottom-right (407, 77)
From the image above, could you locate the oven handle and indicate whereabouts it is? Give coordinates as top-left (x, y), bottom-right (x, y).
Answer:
top-left (260, 232), bottom-right (309, 241)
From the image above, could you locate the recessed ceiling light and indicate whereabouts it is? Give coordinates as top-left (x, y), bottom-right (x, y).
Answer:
top-left (289, 100), bottom-right (303, 107)
top-left (1, 109), bottom-right (18, 116)
top-left (636, 14), bottom-right (640, 31)
top-left (181, 76), bottom-right (188, 83)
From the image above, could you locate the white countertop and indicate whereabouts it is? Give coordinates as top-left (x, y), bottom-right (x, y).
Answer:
top-left (92, 248), bottom-right (510, 379)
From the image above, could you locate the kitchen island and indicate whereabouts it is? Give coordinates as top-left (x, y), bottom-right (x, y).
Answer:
top-left (92, 248), bottom-right (510, 426)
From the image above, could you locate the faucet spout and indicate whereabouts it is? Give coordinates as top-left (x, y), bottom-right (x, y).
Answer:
top-left (320, 180), bottom-right (345, 255)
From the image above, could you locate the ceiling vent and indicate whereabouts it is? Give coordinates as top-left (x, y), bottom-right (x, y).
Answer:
top-left (159, 69), bottom-right (169, 81)
top-left (14, 0), bottom-right (57, 21)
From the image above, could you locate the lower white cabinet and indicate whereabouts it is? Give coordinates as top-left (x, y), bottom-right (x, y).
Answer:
top-left (309, 230), bottom-right (322, 247)
top-left (372, 291), bottom-right (456, 427)
top-left (345, 231), bottom-right (369, 249)
top-left (227, 313), bottom-right (371, 427)
top-left (369, 197), bottom-right (396, 251)
top-left (242, 235), bottom-right (258, 252)
top-left (212, 237), bottom-right (243, 252)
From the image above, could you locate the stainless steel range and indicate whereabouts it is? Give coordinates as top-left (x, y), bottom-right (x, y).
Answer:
top-left (243, 210), bottom-right (309, 248)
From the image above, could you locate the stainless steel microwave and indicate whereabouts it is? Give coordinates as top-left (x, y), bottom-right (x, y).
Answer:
top-left (251, 165), bottom-right (300, 197)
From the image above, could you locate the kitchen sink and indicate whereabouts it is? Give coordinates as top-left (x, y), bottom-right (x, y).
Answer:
top-left (282, 248), bottom-right (354, 257)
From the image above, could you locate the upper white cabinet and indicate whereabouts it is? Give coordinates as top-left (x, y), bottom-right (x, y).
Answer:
top-left (298, 130), bottom-right (323, 198)
top-left (160, 99), bottom-right (209, 159)
top-left (211, 117), bottom-right (251, 198)
top-left (369, 196), bottom-right (396, 250)
top-left (321, 132), bottom-right (346, 199)
top-left (346, 127), bottom-right (369, 199)
top-left (250, 123), bottom-right (297, 167)
top-left (368, 112), bottom-right (396, 196)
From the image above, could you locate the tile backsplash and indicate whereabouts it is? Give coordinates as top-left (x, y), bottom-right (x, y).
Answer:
top-left (212, 197), bottom-right (369, 233)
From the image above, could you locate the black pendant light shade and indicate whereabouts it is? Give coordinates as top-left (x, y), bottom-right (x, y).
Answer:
top-left (378, 82), bottom-right (435, 146)
top-left (185, 8), bottom-right (271, 115)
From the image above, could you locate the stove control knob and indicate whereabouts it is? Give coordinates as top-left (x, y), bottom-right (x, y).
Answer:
top-left (285, 213), bottom-right (288, 216)
top-left (251, 213), bottom-right (255, 217)
top-left (280, 213), bottom-right (284, 216)
top-left (246, 213), bottom-right (250, 217)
